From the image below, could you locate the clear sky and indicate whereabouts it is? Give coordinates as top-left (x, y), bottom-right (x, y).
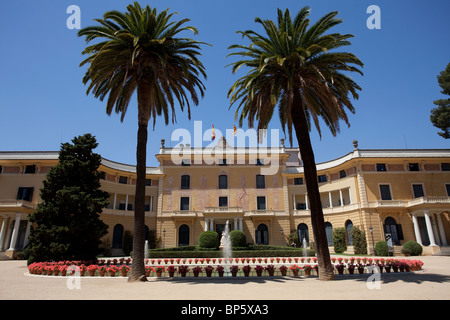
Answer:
top-left (1, 0), bottom-right (449, 166)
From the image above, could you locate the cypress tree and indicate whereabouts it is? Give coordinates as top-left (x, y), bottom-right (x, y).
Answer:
top-left (26, 134), bottom-right (109, 263)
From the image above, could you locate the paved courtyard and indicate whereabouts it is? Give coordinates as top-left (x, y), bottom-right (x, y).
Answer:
top-left (1, 255), bottom-right (449, 301)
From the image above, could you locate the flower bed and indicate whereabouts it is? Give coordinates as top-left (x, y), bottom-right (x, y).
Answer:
top-left (27, 257), bottom-right (424, 277)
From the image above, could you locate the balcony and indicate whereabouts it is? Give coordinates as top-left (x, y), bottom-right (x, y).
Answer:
top-left (204, 206), bottom-right (243, 213)
top-left (0, 200), bottom-right (36, 210)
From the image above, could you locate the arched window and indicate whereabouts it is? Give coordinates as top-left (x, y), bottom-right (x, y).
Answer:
top-left (112, 224), bottom-right (124, 249)
top-left (345, 220), bottom-right (353, 246)
top-left (179, 224), bottom-right (190, 246)
top-left (325, 222), bottom-right (333, 246)
top-left (255, 224), bottom-right (269, 245)
top-left (144, 225), bottom-right (150, 241)
top-left (219, 175), bottom-right (228, 189)
top-left (297, 223), bottom-right (309, 247)
top-left (384, 216), bottom-right (403, 245)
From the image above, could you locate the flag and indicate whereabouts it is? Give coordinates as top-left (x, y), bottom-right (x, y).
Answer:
top-left (212, 125), bottom-right (215, 141)
top-left (233, 125), bottom-right (237, 135)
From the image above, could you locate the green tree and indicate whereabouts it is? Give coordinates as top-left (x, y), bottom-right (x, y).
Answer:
top-left (430, 62), bottom-right (450, 139)
top-left (78, 2), bottom-right (207, 281)
top-left (26, 134), bottom-right (109, 264)
top-left (228, 7), bottom-right (363, 280)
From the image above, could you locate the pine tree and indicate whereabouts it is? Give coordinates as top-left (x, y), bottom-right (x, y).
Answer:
top-left (430, 62), bottom-right (450, 139)
top-left (26, 134), bottom-right (109, 263)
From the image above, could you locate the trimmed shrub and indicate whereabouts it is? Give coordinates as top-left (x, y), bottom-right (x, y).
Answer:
top-left (230, 230), bottom-right (247, 248)
top-left (402, 241), bottom-right (423, 256)
top-left (375, 241), bottom-right (388, 256)
top-left (332, 227), bottom-right (347, 253)
top-left (198, 231), bottom-right (220, 249)
top-left (351, 226), bottom-right (367, 255)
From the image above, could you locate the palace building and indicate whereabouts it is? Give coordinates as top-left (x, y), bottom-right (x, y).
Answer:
top-left (1, 137), bottom-right (449, 258)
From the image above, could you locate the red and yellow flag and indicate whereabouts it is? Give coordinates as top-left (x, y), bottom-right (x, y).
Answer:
top-left (212, 125), bottom-right (215, 140)
top-left (233, 125), bottom-right (237, 135)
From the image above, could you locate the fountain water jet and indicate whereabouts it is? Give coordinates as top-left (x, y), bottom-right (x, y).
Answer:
top-left (220, 220), bottom-right (232, 276)
top-left (302, 238), bottom-right (308, 257)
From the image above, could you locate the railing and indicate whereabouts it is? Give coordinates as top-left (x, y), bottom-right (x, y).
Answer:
top-left (407, 196), bottom-right (450, 207)
top-left (204, 207), bottom-right (243, 213)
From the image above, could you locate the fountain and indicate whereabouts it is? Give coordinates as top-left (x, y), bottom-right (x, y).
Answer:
top-left (302, 237), bottom-right (308, 257)
top-left (144, 240), bottom-right (149, 261)
top-left (220, 220), bottom-right (232, 276)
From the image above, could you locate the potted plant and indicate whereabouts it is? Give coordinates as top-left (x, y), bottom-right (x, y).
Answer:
top-left (154, 266), bottom-right (164, 277)
top-left (145, 266), bottom-right (152, 277)
top-left (108, 266), bottom-right (117, 277)
top-left (334, 264), bottom-right (345, 275)
top-left (290, 265), bottom-right (300, 276)
top-left (217, 265), bottom-right (225, 277)
top-left (167, 265), bottom-right (176, 277)
top-left (193, 266), bottom-right (202, 277)
top-left (230, 265), bottom-right (239, 277)
top-left (87, 265), bottom-right (97, 276)
top-left (266, 264), bottom-right (275, 276)
top-left (303, 264), bottom-right (312, 276)
top-left (179, 265), bottom-right (189, 277)
top-left (205, 265), bottom-right (214, 277)
top-left (347, 264), bottom-right (355, 274)
top-left (52, 266), bottom-right (60, 276)
top-left (357, 264), bottom-right (365, 274)
top-left (279, 265), bottom-right (288, 276)
top-left (79, 264), bottom-right (86, 276)
top-left (312, 264), bottom-right (319, 275)
top-left (242, 265), bottom-right (251, 277)
top-left (98, 266), bottom-right (106, 277)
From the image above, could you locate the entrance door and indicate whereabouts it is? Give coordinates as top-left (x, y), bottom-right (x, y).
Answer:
top-left (417, 217), bottom-right (430, 246)
top-left (255, 224), bottom-right (269, 245)
top-left (178, 225), bottom-right (190, 246)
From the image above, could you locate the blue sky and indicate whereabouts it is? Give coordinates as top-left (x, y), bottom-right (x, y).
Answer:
top-left (1, 0), bottom-right (449, 166)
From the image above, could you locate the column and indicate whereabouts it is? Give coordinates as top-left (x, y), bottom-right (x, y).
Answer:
top-left (125, 194), bottom-right (129, 211)
top-left (0, 217), bottom-right (7, 251)
top-left (339, 189), bottom-right (344, 206)
top-left (424, 210), bottom-right (437, 246)
top-left (292, 194), bottom-right (296, 210)
top-left (205, 218), bottom-right (209, 231)
top-left (436, 213), bottom-right (448, 246)
top-left (234, 218), bottom-right (238, 230)
top-left (239, 218), bottom-right (243, 231)
top-left (150, 196), bottom-right (153, 212)
top-left (432, 213), bottom-right (441, 246)
top-left (8, 214), bottom-right (21, 251)
top-left (23, 220), bottom-right (31, 248)
top-left (348, 187), bottom-right (352, 204)
top-left (113, 193), bottom-right (117, 210)
top-left (412, 213), bottom-right (422, 245)
top-left (305, 194), bottom-right (309, 210)
top-left (328, 192), bottom-right (333, 208)
top-left (209, 218), bottom-right (214, 232)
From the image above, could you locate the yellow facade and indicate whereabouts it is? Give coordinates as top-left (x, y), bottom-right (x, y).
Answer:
top-left (1, 140), bottom-right (449, 258)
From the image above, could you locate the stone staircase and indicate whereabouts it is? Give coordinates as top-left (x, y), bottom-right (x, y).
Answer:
top-left (433, 246), bottom-right (450, 256)
top-left (0, 251), bottom-right (11, 260)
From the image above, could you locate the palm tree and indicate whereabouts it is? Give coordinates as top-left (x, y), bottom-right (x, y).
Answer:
top-left (228, 7), bottom-right (363, 280)
top-left (78, 2), bottom-right (207, 281)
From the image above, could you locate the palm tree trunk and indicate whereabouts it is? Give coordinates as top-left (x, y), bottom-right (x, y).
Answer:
top-left (291, 97), bottom-right (335, 281)
top-left (128, 84), bottom-right (150, 282)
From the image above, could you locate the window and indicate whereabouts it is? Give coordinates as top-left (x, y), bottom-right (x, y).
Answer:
top-left (325, 222), bottom-right (333, 246)
top-left (118, 176), bottom-right (128, 184)
top-left (17, 187), bottom-right (34, 201)
top-left (219, 196), bottom-right (228, 207)
top-left (442, 163), bottom-right (450, 171)
top-left (412, 184), bottom-right (425, 198)
top-left (379, 184), bottom-right (392, 200)
top-left (181, 175), bottom-right (190, 189)
top-left (257, 196), bottom-right (266, 210)
top-left (318, 175), bottom-right (327, 183)
top-left (181, 159), bottom-right (191, 166)
top-left (297, 223), bottom-right (309, 247)
top-left (180, 197), bottom-right (190, 210)
top-left (218, 175), bottom-right (228, 189)
top-left (345, 220), bottom-right (353, 246)
top-left (112, 224), bottom-right (124, 248)
top-left (409, 163), bottom-right (420, 171)
top-left (145, 179), bottom-right (152, 186)
top-left (376, 163), bottom-right (387, 172)
top-left (296, 203), bottom-right (306, 210)
top-left (218, 158), bottom-right (227, 166)
top-left (24, 165), bottom-right (36, 174)
top-left (0, 165), bottom-right (2, 174)
top-left (294, 177), bottom-right (303, 185)
top-left (256, 174), bottom-right (265, 189)
top-left (445, 184), bottom-right (450, 196)
top-left (339, 170), bottom-right (347, 178)
top-left (99, 171), bottom-right (106, 179)
top-left (118, 202), bottom-right (126, 210)
top-left (255, 159), bottom-right (263, 166)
